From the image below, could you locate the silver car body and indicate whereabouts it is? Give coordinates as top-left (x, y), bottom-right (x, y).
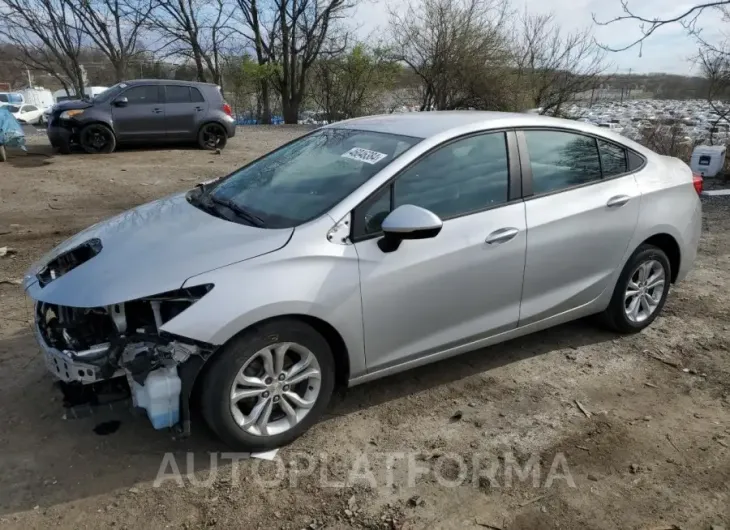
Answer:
top-left (25, 111), bottom-right (702, 391)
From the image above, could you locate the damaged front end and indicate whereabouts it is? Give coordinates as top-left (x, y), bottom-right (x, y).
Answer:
top-left (34, 284), bottom-right (216, 434)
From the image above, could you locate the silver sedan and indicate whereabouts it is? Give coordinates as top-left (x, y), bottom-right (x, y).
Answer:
top-left (24, 111), bottom-right (703, 450)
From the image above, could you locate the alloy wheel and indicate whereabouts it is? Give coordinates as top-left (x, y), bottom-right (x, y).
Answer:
top-left (229, 342), bottom-right (322, 436)
top-left (202, 124), bottom-right (226, 149)
top-left (624, 259), bottom-right (665, 323)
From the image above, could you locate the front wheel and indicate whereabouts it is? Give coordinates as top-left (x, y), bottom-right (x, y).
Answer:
top-left (201, 319), bottom-right (335, 451)
top-left (197, 123), bottom-right (228, 150)
top-left (79, 123), bottom-right (116, 154)
top-left (600, 244), bottom-right (671, 333)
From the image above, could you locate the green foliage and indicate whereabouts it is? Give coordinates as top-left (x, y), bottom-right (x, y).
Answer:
top-left (309, 44), bottom-right (400, 122)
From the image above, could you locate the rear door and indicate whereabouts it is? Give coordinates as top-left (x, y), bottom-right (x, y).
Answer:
top-left (112, 85), bottom-right (165, 141)
top-left (164, 85), bottom-right (207, 140)
top-left (517, 129), bottom-right (641, 325)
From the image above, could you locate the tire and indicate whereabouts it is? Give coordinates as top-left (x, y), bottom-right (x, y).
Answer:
top-left (201, 318), bottom-right (335, 451)
top-left (197, 123), bottom-right (228, 150)
top-left (600, 244), bottom-right (672, 333)
top-left (0, 145), bottom-right (6, 162)
top-left (79, 123), bottom-right (116, 154)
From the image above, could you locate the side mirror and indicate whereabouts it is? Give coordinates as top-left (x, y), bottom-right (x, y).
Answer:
top-left (113, 97), bottom-right (129, 107)
top-left (378, 204), bottom-right (443, 253)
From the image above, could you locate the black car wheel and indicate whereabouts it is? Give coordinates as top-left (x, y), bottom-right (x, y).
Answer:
top-left (80, 124), bottom-right (116, 154)
top-left (198, 123), bottom-right (228, 150)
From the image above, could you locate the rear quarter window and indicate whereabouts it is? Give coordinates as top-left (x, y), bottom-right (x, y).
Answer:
top-left (627, 151), bottom-right (646, 171)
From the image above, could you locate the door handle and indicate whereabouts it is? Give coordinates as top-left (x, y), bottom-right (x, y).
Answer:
top-left (195, 106), bottom-right (204, 111)
top-left (485, 227), bottom-right (519, 245)
top-left (152, 108), bottom-right (163, 114)
top-left (606, 195), bottom-right (630, 208)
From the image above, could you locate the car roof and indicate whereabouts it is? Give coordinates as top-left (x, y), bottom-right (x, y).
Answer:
top-left (326, 111), bottom-right (646, 148)
top-left (124, 79), bottom-right (219, 88)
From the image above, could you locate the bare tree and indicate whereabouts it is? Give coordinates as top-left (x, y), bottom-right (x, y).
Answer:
top-left (388, 0), bottom-right (515, 112)
top-left (0, 0), bottom-right (86, 95)
top-left (700, 47), bottom-right (730, 144)
top-left (69, 0), bottom-right (154, 82)
top-left (594, 1), bottom-right (730, 54)
top-left (639, 122), bottom-right (695, 160)
top-left (515, 13), bottom-right (606, 115)
top-left (148, 0), bottom-right (233, 84)
top-left (230, 0), bottom-right (278, 123)
top-left (267, 0), bottom-right (354, 123)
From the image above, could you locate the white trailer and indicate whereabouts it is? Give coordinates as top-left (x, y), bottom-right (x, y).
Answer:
top-left (20, 88), bottom-right (54, 111)
top-left (690, 145), bottom-right (727, 178)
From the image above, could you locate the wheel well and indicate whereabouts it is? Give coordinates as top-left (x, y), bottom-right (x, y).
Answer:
top-left (643, 234), bottom-right (680, 282)
top-left (198, 121), bottom-right (228, 136)
top-left (78, 121), bottom-right (116, 138)
top-left (195, 314), bottom-right (351, 393)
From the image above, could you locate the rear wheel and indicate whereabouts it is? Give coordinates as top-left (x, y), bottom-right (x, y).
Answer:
top-left (600, 244), bottom-right (671, 333)
top-left (79, 124), bottom-right (116, 154)
top-left (197, 123), bottom-right (228, 150)
top-left (201, 319), bottom-right (335, 451)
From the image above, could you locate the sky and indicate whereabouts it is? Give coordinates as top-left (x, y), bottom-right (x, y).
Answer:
top-left (348, 0), bottom-right (729, 76)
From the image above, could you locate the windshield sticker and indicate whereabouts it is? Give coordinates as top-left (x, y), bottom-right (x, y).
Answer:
top-left (341, 147), bottom-right (388, 165)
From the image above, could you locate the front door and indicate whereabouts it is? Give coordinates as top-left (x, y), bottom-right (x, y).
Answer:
top-left (517, 129), bottom-right (641, 325)
top-left (112, 85), bottom-right (166, 141)
top-left (353, 132), bottom-right (527, 371)
top-left (164, 85), bottom-right (207, 140)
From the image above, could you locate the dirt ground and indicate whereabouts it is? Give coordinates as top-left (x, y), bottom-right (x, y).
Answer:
top-left (0, 127), bottom-right (728, 530)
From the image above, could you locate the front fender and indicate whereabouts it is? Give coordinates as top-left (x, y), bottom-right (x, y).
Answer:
top-left (159, 217), bottom-right (367, 380)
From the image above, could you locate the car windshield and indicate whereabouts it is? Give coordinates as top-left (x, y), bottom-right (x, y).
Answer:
top-left (93, 83), bottom-right (127, 102)
top-left (207, 128), bottom-right (420, 228)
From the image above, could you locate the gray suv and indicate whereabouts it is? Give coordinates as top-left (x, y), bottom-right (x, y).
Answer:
top-left (46, 79), bottom-right (236, 154)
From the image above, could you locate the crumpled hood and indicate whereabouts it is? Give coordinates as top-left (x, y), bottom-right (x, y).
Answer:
top-left (24, 192), bottom-right (293, 307)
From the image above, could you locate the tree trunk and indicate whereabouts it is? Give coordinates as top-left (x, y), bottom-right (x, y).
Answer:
top-left (193, 50), bottom-right (207, 82)
top-left (282, 97), bottom-right (299, 124)
top-left (259, 80), bottom-right (271, 124)
top-left (114, 61), bottom-right (126, 83)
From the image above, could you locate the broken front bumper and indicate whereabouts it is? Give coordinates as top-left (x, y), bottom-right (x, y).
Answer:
top-left (35, 323), bottom-right (121, 384)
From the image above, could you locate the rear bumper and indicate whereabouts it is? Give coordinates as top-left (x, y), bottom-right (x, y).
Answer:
top-left (224, 119), bottom-right (236, 138)
top-left (676, 198), bottom-right (702, 283)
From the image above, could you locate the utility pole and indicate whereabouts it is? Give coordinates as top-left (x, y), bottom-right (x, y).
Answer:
top-left (26, 68), bottom-right (33, 88)
top-left (626, 68), bottom-right (632, 100)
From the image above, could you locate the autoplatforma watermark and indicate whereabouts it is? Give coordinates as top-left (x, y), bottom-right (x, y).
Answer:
top-left (153, 451), bottom-right (576, 490)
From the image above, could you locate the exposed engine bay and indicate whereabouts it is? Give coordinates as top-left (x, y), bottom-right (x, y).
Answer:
top-left (34, 284), bottom-right (215, 434)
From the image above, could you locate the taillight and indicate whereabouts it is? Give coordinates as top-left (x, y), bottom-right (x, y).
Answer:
top-left (692, 172), bottom-right (703, 194)
top-left (222, 103), bottom-right (232, 117)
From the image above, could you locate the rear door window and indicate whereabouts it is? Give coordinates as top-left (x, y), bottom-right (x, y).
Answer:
top-left (191, 87), bottom-right (205, 103)
top-left (166, 85), bottom-right (191, 103)
top-left (523, 130), bottom-right (602, 194)
top-left (699, 155), bottom-right (711, 166)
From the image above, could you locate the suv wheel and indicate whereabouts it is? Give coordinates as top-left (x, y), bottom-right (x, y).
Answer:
top-left (201, 318), bottom-right (335, 451)
top-left (80, 124), bottom-right (116, 154)
top-left (198, 123), bottom-right (228, 150)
